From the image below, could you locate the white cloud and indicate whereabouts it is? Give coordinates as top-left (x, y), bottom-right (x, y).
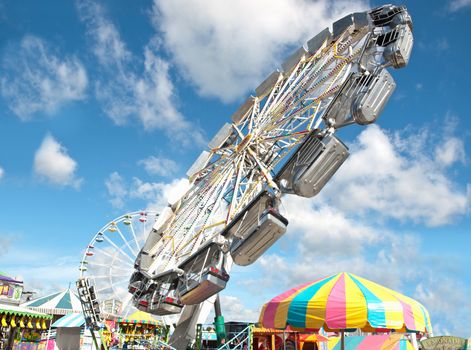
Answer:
top-left (225, 121), bottom-right (470, 336)
top-left (34, 134), bottom-right (83, 188)
top-left (284, 196), bottom-right (379, 257)
top-left (138, 156), bottom-right (179, 177)
top-left (1, 36), bottom-right (87, 120)
top-left (449, 0), bottom-right (471, 11)
top-left (105, 172), bottom-right (189, 211)
top-left (435, 138), bottom-right (466, 167)
top-left (130, 177), bottom-right (190, 210)
top-left (77, 0), bottom-right (205, 146)
top-left (218, 295), bottom-right (259, 322)
top-left (152, 0), bottom-right (367, 102)
top-left (415, 276), bottom-right (471, 337)
top-left (325, 124), bottom-right (469, 226)
top-left (252, 228), bottom-right (420, 295)
top-left (0, 166), bottom-right (4, 180)
top-left (0, 248), bottom-right (78, 296)
top-left (105, 172), bottom-right (128, 209)
top-left (76, 0), bottom-right (130, 67)
top-left (103, 121), bottom-right (470, 336)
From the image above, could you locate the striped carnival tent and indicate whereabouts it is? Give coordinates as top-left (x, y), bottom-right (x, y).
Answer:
top-left (22, 288), bottom-right (82, 315)
top-left (51, 313), bottom-right (87, 350)
top-left (117, 311), bottom-right (160, 325)
top-left (51, 313), bottom-right (85, 328)
top-left (259, 272), bottom-right (432, 333)
top-left (328, 334), bottom-right (415, 350)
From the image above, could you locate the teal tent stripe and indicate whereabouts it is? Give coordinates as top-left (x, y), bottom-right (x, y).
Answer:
top-left (399, 338), bottom-right (409, 350)
top-left (56, 290), bottom-right (73, 309)
top-left (331, 338), bottom-right (341, 350)
top-left (349, 275), bottom-right (387, 328)
top-left (27, 291), bottom-right (63, 307)
top-left (331, 336), bottom-right (366, 350)
top-left (52, 313), bottom-right (85, 328)
top-left (287, 275), bottom-right (337, 328)
top-left (347, 336), bottom-right (366, 348)
top-left (417, 302), bottom-right (431, 332)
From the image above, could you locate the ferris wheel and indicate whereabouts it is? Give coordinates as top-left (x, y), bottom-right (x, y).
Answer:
top-left (122, 4), bottom-right (413, 348)
top-left (78, 211), bottom-right (160, 318)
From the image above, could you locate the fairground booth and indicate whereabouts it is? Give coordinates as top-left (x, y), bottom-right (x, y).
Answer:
top-left (116, 311), bottom-right (168, 348)
top-left (0, 272), bottom-right (52, 350)
top-left (21, 287), bottom-right (83, 350)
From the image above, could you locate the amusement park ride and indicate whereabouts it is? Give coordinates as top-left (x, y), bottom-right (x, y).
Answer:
top-left (77, 4), bottom-right (414, 349)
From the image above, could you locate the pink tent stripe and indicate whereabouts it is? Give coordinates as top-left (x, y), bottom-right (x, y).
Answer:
top-left (262, 279), bottom-right (322, 327)
top-left (325, 273), bottom-right (347, 329)
top-left (356, 334), bottom-right (389, 350)
top-left (397, 299), bottom-right (416, 331)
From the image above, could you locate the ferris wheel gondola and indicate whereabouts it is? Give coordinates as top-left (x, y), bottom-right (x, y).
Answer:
top-left (78, 211), bottom-right (160, 318)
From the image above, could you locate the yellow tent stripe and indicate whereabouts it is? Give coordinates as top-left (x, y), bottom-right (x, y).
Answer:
top-left (387, 289), bottom-right (427, 332)
top-left (344, 274), bottom-right (368, 328)
top-left (305, 274), bottom-right (341, 329)
top-left (352, 275), bottom-right (404, 329)
top-left (273, 276), bottom-right (330, 328)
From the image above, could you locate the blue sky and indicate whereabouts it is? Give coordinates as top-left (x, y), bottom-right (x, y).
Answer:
top-left (0, 0), bottom-right (470, 338)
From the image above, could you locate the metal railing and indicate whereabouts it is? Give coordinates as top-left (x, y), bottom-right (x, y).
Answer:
top-left (217, 325), bottom-right (252, 350)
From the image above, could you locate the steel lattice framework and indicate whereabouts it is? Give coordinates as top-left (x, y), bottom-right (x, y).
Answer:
top-left (77, 4), bottom-right (414, 349)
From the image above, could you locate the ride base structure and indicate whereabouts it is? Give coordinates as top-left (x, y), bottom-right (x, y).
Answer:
top-left (76, 4), bottom-right (414, 350)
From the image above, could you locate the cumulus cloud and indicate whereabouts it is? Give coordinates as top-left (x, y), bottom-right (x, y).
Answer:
top-left (218, 295), bottom-right (259, 322)
top-left (230, 121), bottom-right (470, 336)
top-left (449, 0), bottom-right (471, 11)
top-left (105, 172), bottom-right (128, 209)
top-left (0, 166), bottom-right (4, 181)
top-left (1, 36), bottom-right (87, 120)
top-left (33, 134), bottom-right (83, 188)
top-left (252, 229), bottom-right (420, 295)
top-left (325, 124), bottom-right (469, 226)
top-left (105, 172), bottom-right (189, 211)
top-left (130, 177), bottom-right (190, 210)
top-left (415, 276), bottom-right (471, 336)
top-left (435, 138), bottom-right (466, 167)
top-left (0, 247), bottom-right (78, 296)
top-left (138, 156), bottom-right (179, 177)
top-left (152, 0), bottom-right (367, 102)
top-left (77, 0), bottom-right (204, 146)
top-left (284, 196), bottom-right (380, 257)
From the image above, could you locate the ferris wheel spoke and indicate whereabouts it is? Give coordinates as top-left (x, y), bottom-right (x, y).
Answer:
top-left (102, 235), bottom-right (136, 264)
top-left (92, 274), bottom-right (131, 280)
top-left (115, 226), bottom-right (139, 258)
top-left (120, 293), bottom-right (133, 317)
top-left (87, 261), bottom-right (132, 271)
top-left (93, 246), bottom-right (135, 267)
top-left (94, 284), bottom-right (122, 297)
top-left (128, 222), bottom-right (142, 252)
